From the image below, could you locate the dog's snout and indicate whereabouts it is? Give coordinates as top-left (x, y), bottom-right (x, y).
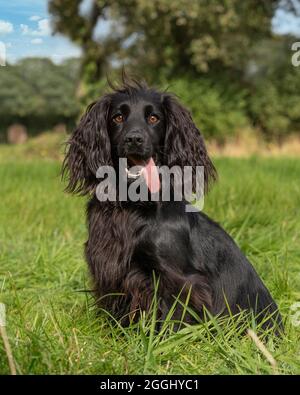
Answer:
top-left (124, 131), bottom-right (144, 146)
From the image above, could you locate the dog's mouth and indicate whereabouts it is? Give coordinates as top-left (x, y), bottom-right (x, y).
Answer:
top-left (125, 155), bottom-right (160, 193)
top-left (126, 155), bottom-right (148, 179)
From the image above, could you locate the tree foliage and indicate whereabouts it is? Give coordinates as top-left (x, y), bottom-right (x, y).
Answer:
top-left (48, 1), bottom-right (300, 139)
top-left (49, 1), bottom-right (297, 78)
top-left (246, 36), bottom-right (300, 138)
top-left (0, 58), bottom-right (80, 138)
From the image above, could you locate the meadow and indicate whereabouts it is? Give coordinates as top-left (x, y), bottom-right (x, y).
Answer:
top-left (0, 138), bottom-right (299, 374)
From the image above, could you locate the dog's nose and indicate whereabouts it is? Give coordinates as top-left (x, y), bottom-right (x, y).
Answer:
top-left (124, 131), bottom-right (144, 146)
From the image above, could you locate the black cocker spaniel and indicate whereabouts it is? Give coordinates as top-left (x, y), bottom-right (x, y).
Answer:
top-left (63, 79), bottom-right (282, 333)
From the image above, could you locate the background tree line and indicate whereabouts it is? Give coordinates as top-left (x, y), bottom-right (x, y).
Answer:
top-left (1, 0), bottom-right (300, 142)
top-left (48, 0), bottom-right (300, 141)
top-left (0, 58), bottom-right (80, 141)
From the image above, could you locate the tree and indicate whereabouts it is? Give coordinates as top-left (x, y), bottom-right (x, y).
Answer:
top-left (48, 0), bottom-right (298, 83)
top-left (0, 58), bottom-right (80, 138)
top-left (48, 0), bottom-right (300, 140)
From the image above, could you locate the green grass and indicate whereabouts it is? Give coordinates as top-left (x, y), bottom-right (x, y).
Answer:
top-left (0, 154), bottom-right (299, 374)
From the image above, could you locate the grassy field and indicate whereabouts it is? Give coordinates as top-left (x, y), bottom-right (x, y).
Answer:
top-left (0, 146), bottom-right (299, 374)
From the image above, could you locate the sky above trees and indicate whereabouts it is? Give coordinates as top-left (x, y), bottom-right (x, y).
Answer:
top-left (0, 0), bottom-right (81, 63)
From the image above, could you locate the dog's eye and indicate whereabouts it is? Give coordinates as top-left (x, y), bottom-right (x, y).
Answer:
top-left (113, 114), bottom-right (124, 124)
top-left (148, 115), bottom-right (159, 125)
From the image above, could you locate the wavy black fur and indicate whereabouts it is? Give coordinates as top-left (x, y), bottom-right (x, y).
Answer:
top-left (62, 78), bottom-right (282, 332)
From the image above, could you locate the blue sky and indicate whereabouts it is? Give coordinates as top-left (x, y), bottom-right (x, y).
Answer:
top-left (0, 0), bottom-right (82, 63)
top-left (0, 0), bottom-right (300, 64)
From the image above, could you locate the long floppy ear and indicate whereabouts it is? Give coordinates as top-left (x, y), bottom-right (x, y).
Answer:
top-left (62, 95), bottom-right (112, 195)
top-left (162, 94), bottom-right (217, 193)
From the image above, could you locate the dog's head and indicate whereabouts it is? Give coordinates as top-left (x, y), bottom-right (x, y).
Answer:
top-left (63, 79), bottom-right (217, 196)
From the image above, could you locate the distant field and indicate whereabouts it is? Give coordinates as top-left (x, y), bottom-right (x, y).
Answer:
top-left (0, 144), bottom-right (299, 374)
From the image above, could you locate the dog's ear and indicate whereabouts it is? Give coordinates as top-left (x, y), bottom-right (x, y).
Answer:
top-left (162, 94), bottom-right (217, 193)
top-left (62, 95), bottom-right (112, 195)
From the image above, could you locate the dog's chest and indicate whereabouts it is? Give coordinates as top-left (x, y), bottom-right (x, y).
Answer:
top-left (87, 202), bottom-right (192, 279)
top-left (132, 208), bottom-right (192, 271)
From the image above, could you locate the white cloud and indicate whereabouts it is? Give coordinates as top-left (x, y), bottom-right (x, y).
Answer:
top-left (0, 20), bottom-right (14, 34)
top-left (33, 19), bottom-right (50, 36)
top-left (20, 18), bottom-right (51, 37)
top-left (31, 38), bottom-right (43, 45)
top-left (29, 16), bottom-right (42, 21)
top-left (20, 24), bottom-right (29, 34)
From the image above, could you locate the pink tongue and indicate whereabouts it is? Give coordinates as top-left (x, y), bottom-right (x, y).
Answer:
top-left (142, 158), bottom-right (160, 193)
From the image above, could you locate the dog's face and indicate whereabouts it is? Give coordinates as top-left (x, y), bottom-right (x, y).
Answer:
top-left (109, 90), bottom-right (166, 170)
top-left (63, 80), bottom-right (217, 195)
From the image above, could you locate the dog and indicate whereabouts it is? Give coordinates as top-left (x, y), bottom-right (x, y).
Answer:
top-left (63, 79), bottom-right (282, 332)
